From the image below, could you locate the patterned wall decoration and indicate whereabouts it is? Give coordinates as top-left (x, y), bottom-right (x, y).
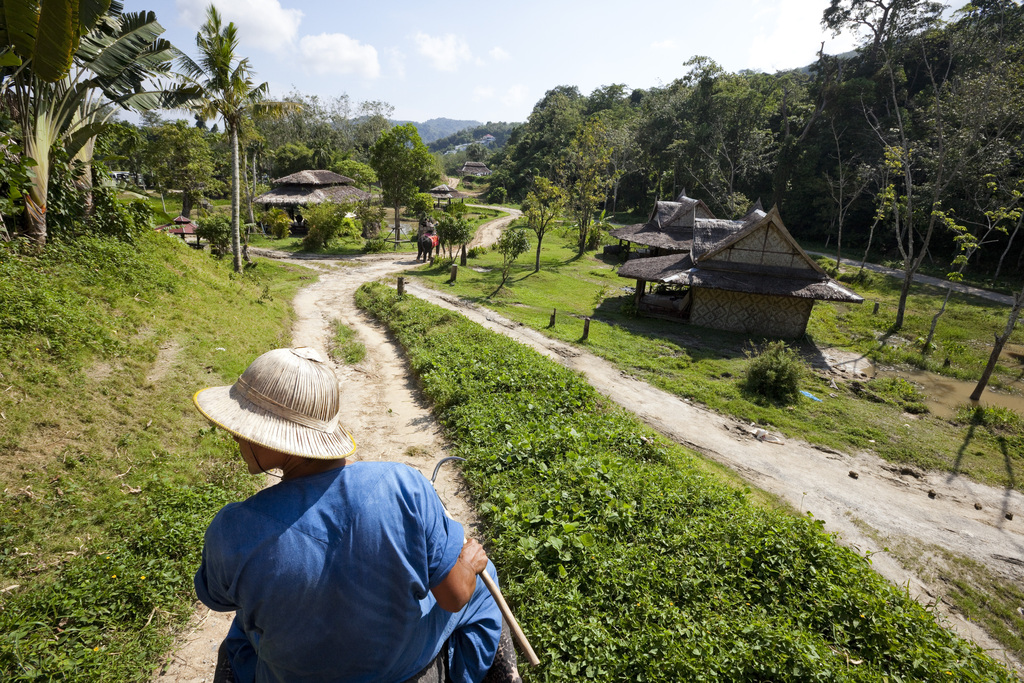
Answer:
top-left (691, 289), bottom-right (814, 337)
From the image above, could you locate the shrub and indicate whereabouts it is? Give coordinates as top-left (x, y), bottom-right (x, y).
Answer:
top-left (743, 340), bottom-right (804, 403)
top-left (488, 185), bottom-right (507, 204)
top-left (195, 214), bottom-right (231, 256)
top-left (467, 246), bottom-right (486, 259)
top-left (261, 208), bottom-right (291, 239)
top-left (362, 235), bottom-right (388, 253)
top-left (302, 201), bottom-right (357, 251)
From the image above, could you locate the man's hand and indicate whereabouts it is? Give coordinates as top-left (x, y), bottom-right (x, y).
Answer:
top-left (431, 539), bottom-right (488, 613)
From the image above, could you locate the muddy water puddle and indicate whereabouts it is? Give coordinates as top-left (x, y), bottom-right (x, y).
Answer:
top-left (874, 366), bottom-right (1024, 420)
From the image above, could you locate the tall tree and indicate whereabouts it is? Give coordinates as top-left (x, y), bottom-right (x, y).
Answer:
top-left (178, 5), bottom-right (294, 272)
top-left (145, 120), bottom-right (218, 217)
top-left (522, 176), bottom-right (564, 272)
top-left (369, 123), bottom-right (439, 245)
top-left (559, 118), bottom-right (611, 256)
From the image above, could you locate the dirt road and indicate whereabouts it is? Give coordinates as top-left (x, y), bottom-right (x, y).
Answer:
top-left (155, 207), bottom-right (1022, 679)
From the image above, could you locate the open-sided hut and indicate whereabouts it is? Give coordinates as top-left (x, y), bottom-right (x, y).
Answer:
top-left (427, 184), bottom-right (467, 207)
top-left (457, 161), bottom-right (492, 177)
top-left (608, 192), bottom-right (715, 258)
top-left (254, 170), bottom-right (370, 217)
top-left (617, 205), bottom-right (862, 337)
top-left (156, 215), bottom-right (202, 248)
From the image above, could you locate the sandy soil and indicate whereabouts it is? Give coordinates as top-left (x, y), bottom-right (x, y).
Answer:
top-left (155, 208), bottom-right (1023, 679)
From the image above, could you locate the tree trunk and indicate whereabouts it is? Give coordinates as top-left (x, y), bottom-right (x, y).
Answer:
top-left (460, 243), bottom-right (467, 266)
top-left (22, 191), bottom-right (47, 247)
top-left (894, 269), bottom-right (914, 330)
top-left (970, 287), bottom-right (1024, 401)
top-left (182, 192), bottom-right (194, 219)
top-left (535, 235), bottom-right (544, 272)
top-left (230, 125), bottom-right (242, 273)
top-left (924, 285), bottom-right (953, 352)
top-left (393, 201), bottom-right (401, 251)
top-left (993, 215), bottom-right (1022, 281)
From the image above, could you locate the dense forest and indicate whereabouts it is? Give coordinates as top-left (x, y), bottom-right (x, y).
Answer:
top-left (488, 0), bottom-right (1024, 280)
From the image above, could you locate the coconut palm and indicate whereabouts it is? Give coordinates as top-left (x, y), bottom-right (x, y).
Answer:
top-left (177, 5), bottom-right (297, 272)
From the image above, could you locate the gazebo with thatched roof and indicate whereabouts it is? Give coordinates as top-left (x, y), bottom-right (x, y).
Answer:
top-left (156, 215), bottom-right (202, 248)
top-left (254, 170), bottom-right (371, 219)
top-left (427, 184), bottom-right (467, 208)
top-left (617, 204), bottom-right (862, 337)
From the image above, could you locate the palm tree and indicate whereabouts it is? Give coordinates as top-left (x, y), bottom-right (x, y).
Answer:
top-left (2, 4), bottom-right (199, 245)
top-left (178, 5), bottom-right (296, 272)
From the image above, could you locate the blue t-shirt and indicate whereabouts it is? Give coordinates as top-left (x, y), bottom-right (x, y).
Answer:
top-left (195, 462), bottom-right (499, 683)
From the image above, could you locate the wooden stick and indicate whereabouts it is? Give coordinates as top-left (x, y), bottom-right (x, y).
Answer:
top-left (479, 570), bottom-right (540, 667)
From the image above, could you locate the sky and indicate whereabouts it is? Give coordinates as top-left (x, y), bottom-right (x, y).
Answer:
top-left (122, 0), bottom-right (865, 125)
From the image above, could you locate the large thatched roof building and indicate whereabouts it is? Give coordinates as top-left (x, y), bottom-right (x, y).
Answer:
top-left (458, 161), bottom-right (492, 177)
top-left (617, 200), bottom-right (862, 337)
top-left (254, 170), bottom-right (370, 213)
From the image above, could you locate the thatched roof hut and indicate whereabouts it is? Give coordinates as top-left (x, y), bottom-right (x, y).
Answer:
top-left (617, 205), bottom-right (862, 337)
top-left (609, 192), bottom-right (716, 255)
top-left (428, 184), bottom-right (468, 206)
top-left (458, 161), bottom-right (492, 177)
top-left (254, 169), bottom-right (370, 211)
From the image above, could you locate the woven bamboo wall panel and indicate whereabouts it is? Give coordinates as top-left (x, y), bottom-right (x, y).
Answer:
top-left (691, 289), bottom-right (813, 337)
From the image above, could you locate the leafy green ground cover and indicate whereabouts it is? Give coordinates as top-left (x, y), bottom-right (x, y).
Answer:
top-left (0, 232), bottom-right (309, 680)
top-left (356, 281), bottom-right (1016, 682)
top-left (406, 229), bottom-right (1024, 493)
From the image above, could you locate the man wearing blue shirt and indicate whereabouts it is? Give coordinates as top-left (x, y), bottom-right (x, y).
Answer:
top-left (193, 347), bottom-right (520, 683)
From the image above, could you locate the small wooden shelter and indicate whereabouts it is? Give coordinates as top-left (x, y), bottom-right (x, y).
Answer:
top-left (617, 202), bottom-right (862, 337)
top-left (458, 161), bottom-right (492, 177)
top-left (156, 215), bottom-right (202, 248)
top-left (427, 184), bottom-right (467, 207)
top-left (254, 170), bottom-right (370, 217)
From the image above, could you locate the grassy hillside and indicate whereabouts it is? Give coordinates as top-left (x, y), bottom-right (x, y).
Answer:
top-left (0, 232), bottom-right (312, 680)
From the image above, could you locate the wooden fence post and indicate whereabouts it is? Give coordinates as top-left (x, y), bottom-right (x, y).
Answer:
top-left (549, 308), bottom-right (557, 327)
top-left (450, 265), bottom-right (458, 282)
top-left (397, 277), bottom-right (405, 296)
top-left (873, 301), bottom-right (880, 315)
top-left (583, 317), bottom-right (591, 340)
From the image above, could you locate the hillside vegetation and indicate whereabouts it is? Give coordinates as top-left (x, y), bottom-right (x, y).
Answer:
top-left (0, 232), bottom-right (310, 679)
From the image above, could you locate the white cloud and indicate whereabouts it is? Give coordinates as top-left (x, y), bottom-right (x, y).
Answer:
top-left (414, 32), bottom-right (472, 72)
top-left (299, 33), bottom-right (380, 78)
top-left (501, 84), bottom-right (529, 107)
top-left (650, 40), bottom-right (676, 52)
top-left (473, 86), bottom-right (496, 101)
top-left (746, 0), bottom-right (858, 71)
top-left (489, 46), bottom-right (510, 62)
top-left (175, 0), bottom-right (303, 53)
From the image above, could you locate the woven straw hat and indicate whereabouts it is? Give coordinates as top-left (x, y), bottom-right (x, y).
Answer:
top-left (193, 347), bottom-right (356, 459)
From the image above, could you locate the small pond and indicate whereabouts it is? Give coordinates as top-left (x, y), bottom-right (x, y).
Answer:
top-left (871, 343), bottom-right (1024, 420)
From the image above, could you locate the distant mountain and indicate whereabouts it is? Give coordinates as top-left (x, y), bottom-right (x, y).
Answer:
top-left (392, 118), bottom-right (482, 144)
